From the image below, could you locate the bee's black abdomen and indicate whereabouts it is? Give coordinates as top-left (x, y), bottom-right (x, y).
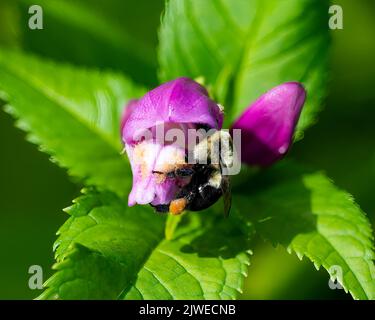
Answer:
top-left (186, 184), bottom-right (222, 211)
top-left (175, 164), bottom-right (223, 212)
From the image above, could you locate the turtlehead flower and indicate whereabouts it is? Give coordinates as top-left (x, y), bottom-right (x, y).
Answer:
top-left (121, 78), bottom-right (223, 208)
top-left (231, 82), bottom-right (306, 166)
top-left (121, 77), bottom-right (306, 213)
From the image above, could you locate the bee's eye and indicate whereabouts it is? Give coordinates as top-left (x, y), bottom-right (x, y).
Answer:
top-left (175, 168), bottom-right (194, 177)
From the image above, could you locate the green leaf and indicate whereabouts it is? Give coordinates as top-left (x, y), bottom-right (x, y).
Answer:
top-left (39, 189), bottom-right (251, 300)
top-left (158, 0), bottom-right (330, 134)
top-left (0, 49), bottom-right (144, 196)
top-left (0, 0), bottom-right (21, 48)
top-left (18, 0), bottom-right (160, 85)
top-left (234, 163), bottom-right (375, 300)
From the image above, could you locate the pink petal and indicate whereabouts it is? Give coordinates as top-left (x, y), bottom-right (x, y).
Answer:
top-left (231, 82), bottom-right (306, 166)
top-left (122, 78), bottom-right (223, 144)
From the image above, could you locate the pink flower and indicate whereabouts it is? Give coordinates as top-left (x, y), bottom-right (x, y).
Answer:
top-left (231, 82), bottom-right (306, 166)
top-left (121, 78), bottom-right (223, 209)
top-left (121, 78), bottom-right (306, 213)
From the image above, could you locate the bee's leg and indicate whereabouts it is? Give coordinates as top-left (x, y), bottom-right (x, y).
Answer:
top-left (170, 188), bottom-right (197, 215)
top-left (150, 204), bottom-right (170, 213)
top-left (198, 183), bottom-right (209, 196)
top-left (153, 169), bottom-right (194, 179)
top-left (169, 198), bottom-right (187, 215)
top-left (152, 170), bottom-right (165, 175)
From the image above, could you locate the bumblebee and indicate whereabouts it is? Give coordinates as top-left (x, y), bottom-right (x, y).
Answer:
top-left (152, 130), bottom-right (233, 216)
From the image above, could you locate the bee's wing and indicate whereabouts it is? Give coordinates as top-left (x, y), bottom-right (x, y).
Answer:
top-left (221, 175), bottom-right (232, 217)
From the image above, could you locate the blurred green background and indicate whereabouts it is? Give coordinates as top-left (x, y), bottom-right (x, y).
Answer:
top-left (0, 0), bottom-right (374, 299)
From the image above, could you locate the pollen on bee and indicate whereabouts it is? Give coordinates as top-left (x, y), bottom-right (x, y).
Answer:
top-left (169, 198), bottom-right (187, 215)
